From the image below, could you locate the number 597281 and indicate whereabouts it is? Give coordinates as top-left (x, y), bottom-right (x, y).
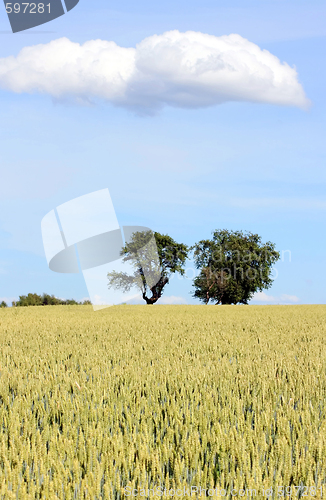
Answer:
top-left (5, 3), bottom-right (51, 14)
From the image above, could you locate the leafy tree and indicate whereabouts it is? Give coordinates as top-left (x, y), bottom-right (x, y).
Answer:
top-left (63, 299), bottom-right (79, 305)
top-left (16, 293), bottom-right (44, 306)
top-left (40, 293), bottom-right (63, 305)
top-left (15, 293), bottom-right (91, 306)
top-left (107, 231), bottom-right (189, 304)
top-left (191, 229), bottom-right (280, 305)
top-left (0, 301), bottom-right (7, 308)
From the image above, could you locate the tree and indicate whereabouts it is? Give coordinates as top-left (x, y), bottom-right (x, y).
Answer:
top-left (191, 229), bottom-right (280, 305)
top-left (107, 231), bottom-right (189, 304)
top-left (0, 301), bottom-right (7, 308)
top-left (16, 293), bottom-right (43, 306)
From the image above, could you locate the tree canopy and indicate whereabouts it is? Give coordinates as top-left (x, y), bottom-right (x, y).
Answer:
top-left (13, 293), bottom-right (91, 307)
top-left (191, 229), bottom-right (280, 305)
top-left (0, 301), bottom-right (7, 308)
top-left (107, 230), bottom-right (189, 304)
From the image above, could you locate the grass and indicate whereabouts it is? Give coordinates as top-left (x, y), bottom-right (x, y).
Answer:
top-left (0, 304), bottom-right (325, 499)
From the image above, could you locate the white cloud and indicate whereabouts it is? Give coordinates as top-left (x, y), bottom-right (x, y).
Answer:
top-left (157, 295), bottom-right (187, 305)
top-left (0, 297), bottom-right (16, 305)
top-left (280, 294), bottom-right (300, 303)
top-left (81, 297), bottom-right (91, 303)
top-left (252, 291), bottom-right (276, 303)
top-left (252, 291), bottom-right (299, 304)
top-left (0, 31), bottom-right (310, 113)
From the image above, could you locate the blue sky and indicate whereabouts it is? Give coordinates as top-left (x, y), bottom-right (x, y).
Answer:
top-left (0, 0), bottom-right (325, 306)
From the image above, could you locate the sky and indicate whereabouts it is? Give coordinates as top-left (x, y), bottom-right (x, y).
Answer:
top-left (0, 0), bottom-right (325, 306)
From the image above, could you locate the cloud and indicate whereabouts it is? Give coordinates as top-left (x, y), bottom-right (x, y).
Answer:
top-left (280, 294), bottom-right (300, 303)
top-left (0, 297), bottom-right (16, 305)
top-left (252, 291), bottom-right (299, 304)
top-left (0, 31), bottom-right (310, 113)
top-left (252, 291), bottom-right (276, 303)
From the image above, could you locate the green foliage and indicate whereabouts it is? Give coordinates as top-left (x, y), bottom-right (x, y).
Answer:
top-left (108, 231), bottom-right (189, 304)
top-left (14, 293), bottom-right (91, 307)
top-left (0, 300), bottom-right (8, 308)
top-left (191, 229), bottom-right (280, 305)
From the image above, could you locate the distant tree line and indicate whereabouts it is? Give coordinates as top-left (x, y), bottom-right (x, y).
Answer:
top-left (108, 228), bottom-right (280, 305)
top-left (0, 293), bottom-right (92, 308)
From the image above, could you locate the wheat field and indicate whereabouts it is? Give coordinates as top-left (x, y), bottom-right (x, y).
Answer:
top-left (0, 304), bottom-right (326, 499)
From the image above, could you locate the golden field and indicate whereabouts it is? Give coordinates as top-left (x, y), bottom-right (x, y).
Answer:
top-left (0, 304), bottom-right (326, 499)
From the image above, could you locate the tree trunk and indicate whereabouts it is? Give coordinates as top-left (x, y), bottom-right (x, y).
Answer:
top-left (143, 276), bottom-right (169, 304)
top-left (142, 292), bottom-right (156, 305)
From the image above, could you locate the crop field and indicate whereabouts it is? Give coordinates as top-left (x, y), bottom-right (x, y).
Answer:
top-left (0, 305), bottom-right (326, 499)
